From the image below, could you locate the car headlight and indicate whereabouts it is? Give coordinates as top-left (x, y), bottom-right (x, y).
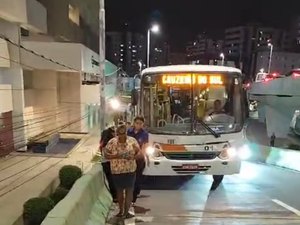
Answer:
top-left (218, 144), bottom-right (237, 160)
top-left (145, 144), bottom-right (163, 158)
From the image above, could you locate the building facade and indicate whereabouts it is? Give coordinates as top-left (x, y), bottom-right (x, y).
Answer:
top-left (0, 0), bottom-right (115, 156)
top-left (106, 31), bottom-right (146, 76)
top-left (256, 51), bottom-right (300, 75)
top-left (186, 35), bottom-right (223, 64)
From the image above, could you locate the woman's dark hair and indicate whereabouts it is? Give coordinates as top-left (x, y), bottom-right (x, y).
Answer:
top-left (134, 116), bottom-right (145, 123)
top-left (116, 124), bottom-right (127, 135)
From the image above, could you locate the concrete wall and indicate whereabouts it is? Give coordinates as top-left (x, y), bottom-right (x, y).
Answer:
top-left (0, 19), bottom-right (28, 151)
top-left (249, 76), bottom-right (300, 138)
top-left (25, 0), bottom-right (47, 33)
top-left (36, 0), bottom-right (98, 52)
top-left (0, 0), bottom-right (27, 24)
top-left (0, 0), bottom-right (47, 33)
top-left (0, 84), bottom-right (13, 113)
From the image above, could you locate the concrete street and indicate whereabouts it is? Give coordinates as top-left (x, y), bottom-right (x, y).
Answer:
top-left (108, 161), bottom-right (300, 225)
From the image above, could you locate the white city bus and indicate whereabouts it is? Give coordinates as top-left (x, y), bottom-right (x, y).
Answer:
top-left (132, 65), bottom-right (249, 180)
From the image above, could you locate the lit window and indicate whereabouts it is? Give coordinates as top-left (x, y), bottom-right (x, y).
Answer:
top-left (69, 5), bottom-right (80, 25)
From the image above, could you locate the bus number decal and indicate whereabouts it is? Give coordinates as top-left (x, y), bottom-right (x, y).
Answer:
top-left (204, 146), bottom-right (213, 151)
top-left (167, 139), bottom-right (175, 144)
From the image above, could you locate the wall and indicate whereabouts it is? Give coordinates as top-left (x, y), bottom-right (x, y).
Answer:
top-left (36, 0), bottom-right (98, 52)
top-left (21, 41), bottom-right (82, 71)
top-left (25, 0), bottom-right (47, 33)
top-left (0, 18), bottom-right (27, 151)
top-left (23, 70), bottom-right (59, 138)
top-left (0, 84), bottom-right (13, 113)
top-left (0, 0), bottom-right (47, 33)
top-left (0, 0), bottom-right (27, 24)
top-left (58, 72), bottom-right (82, 133)
top-left (0, 111), bottom-right (14, 156)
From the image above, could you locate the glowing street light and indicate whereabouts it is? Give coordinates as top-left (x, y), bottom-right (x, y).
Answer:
top-left (220, 53), bottom-right (225, 66)
top-left (268, 43), bottom-right (274, 74)
top-left (147, 24), bottom-right (160, 68)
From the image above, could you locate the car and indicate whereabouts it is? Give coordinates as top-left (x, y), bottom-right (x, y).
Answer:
top-left (255, 72), bottom-right (267, 82)
top-left (286, 69), bottom-right (300, 78)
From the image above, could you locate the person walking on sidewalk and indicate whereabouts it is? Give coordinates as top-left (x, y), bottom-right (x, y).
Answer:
top-left (100, 125), bottom-right (117, 202)
top-left (127, 116), bottom-right (149, 204)
top-left (105, 124), bottom-right (141, 218)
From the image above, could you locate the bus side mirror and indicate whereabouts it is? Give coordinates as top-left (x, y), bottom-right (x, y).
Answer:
top-left (131, 89), bottom-right (139, 106)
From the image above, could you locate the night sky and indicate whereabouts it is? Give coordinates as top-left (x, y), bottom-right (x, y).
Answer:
top-left (106, 0), bottom-right (300, 52)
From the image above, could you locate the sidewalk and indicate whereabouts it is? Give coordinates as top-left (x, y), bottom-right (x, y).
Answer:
top-left (0, 132), bottom-right (100, 225)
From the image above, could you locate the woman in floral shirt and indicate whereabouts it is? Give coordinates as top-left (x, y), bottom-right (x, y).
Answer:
top-left (105, 124), bottom-right (140, 218)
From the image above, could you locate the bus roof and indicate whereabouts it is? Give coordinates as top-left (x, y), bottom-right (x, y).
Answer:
top-left (142, 65), bottom-right (241, 75)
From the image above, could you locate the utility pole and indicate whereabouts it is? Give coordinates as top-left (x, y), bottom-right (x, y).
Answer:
top-left (99, 0), bottom-right (106, 130)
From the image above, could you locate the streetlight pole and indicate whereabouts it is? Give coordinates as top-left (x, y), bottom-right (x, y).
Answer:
top-left (268, 43), bottom-right (273, 74)
top-left (99, 0), bottom-right (106, 130)
top-left (146, 24), bottom-right (159, 68)
top-left (147, 29), bottom-right (151, 68)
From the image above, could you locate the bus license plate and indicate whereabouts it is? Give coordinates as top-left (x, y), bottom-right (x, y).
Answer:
top-left (182, 164), bottom-right (198, 170)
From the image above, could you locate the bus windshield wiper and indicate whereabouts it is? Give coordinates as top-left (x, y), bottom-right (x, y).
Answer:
top-left (195, 119), bottom-right (221, 138)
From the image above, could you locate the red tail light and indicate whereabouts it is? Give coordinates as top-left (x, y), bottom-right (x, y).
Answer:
top-left (292, 72), bottom-right (300, 78)
top-left (264, 77), bottom-right (273, 82)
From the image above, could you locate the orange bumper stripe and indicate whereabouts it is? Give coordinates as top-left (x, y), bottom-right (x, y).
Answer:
top-left (160, 144), bottom-right (187, 152)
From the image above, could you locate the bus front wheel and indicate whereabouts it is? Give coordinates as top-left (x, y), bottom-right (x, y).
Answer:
top-left (210, 175), bottom-right (224, 191)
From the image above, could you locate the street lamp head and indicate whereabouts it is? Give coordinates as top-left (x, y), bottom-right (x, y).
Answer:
top-left (138, 61), bottom-right (142, 67)
top-left (220, 53), bottom-right (225, 58)
top-left (268, 43), bottom-right (273, 47)
top-left (151, 24), bottom-right (160, 33)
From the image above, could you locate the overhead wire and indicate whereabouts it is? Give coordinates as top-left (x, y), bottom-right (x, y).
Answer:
top-left (0, 34), bottom-right (121, 76)
top-left (1, 112), bottom-right (88, 145)
top-left (0, 114), bottom-right (89, 150)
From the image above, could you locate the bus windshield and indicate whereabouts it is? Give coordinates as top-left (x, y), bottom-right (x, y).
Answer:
top-left (141, 72), bottom-right (245, 135)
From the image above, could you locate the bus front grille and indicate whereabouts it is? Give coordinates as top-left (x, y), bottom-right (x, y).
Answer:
top-left (162, 152), bottom-right (219, 160)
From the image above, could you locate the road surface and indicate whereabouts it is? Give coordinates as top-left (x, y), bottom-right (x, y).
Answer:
top-left (107, 161), bottom-right (300, 224)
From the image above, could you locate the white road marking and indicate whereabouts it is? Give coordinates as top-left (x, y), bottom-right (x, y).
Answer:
top-left (272, 199), bottom-right (300, 216)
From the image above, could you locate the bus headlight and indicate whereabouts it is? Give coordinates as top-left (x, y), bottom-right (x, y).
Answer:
top-left (219, 145), bottom-right (237, 160)
top-left (145, 145), bottom-right (163, 158)
top-left (238, 145), bottom-right (251, 160)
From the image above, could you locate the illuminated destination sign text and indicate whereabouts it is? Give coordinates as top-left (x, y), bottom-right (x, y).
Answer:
top-left (162, 74), bottom-right (223, 85)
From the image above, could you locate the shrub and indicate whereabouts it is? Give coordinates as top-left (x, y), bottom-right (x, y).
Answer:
top-left (50, 187), bottom-right (69, 205)
top-left (59, 165), bottom-right (82, 189)
top-left (23, 197), bottom-right (54, 225)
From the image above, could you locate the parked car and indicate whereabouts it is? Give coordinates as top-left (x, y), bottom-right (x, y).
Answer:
top-left (286, 69), bottom-right (300, 78)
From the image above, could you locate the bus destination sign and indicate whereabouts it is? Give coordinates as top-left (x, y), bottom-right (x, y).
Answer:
top-left (162, 74), bottom-right (223, 85)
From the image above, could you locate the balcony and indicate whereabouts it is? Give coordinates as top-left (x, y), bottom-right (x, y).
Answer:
top-left (0, 0), bottom-right (47, 33)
